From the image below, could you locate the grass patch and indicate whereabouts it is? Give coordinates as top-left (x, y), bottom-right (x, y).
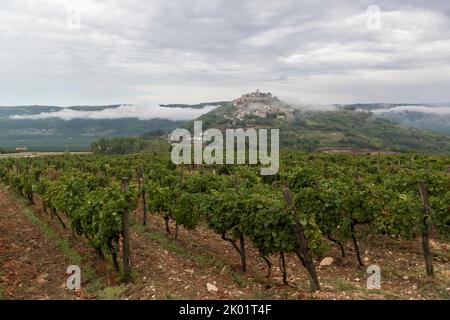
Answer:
top-left (334, 278), bottom-right (357, 291)
top-left (381, 265), bottom-right (412, 280)
top-left (360, 295), bottom-right (381, 300)
top-left (378, 290), bottom-right (402, 300)
top-left (434, 249), bottom-right (450, 262)
top-left (253, 290), bottom-right (276, 300)
top-left (252, 288), bottom-right (298, 300)
top-left (82, 267), bottom-right (105, 294)
top-left (96, 285), bottom-right (128, 300)
top-left (166, 293), bottom-right (181, 300)
top-left (420, 283), bottom-right (450, 300)
top-left (360, 291), bottom-right (400, 300)
top-left (0, 271), bottom-right (4, 300)
top-left (279, 291), bottom-right (298, 300)
top-left (230, 271), bottom-right (250, 288)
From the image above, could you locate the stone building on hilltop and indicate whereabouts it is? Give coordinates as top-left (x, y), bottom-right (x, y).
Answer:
top-left (233, 89), bottom-right (280, 107)
top-left (231, 90), bottom-right (294, 121)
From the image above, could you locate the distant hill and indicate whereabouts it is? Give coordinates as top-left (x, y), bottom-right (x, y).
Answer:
top-left (0, 105), bottom-right (183, 151)
top-left (337, 103), bottom-right (450, 134)
top-left (0, 104), bottom-right (125, 116)
top-left (67, 104), bottom-right (126, 111)
top-left (1, 101), bottom-right (449, 154)
top-left (379, 112), bottom-right (450, 134)
top-left (188, 102), bottom-right (450, 154)
top-left (284, 110), bottom-right (450, 153)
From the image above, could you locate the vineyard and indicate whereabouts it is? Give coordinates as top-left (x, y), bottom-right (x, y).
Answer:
top-left (0, 152), bottom-right (449, 299)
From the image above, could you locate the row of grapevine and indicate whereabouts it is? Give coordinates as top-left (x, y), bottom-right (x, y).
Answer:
top-left (0, 152), bottom-right (448, 291)
top-left (0, 161), bottom-right (138, 281)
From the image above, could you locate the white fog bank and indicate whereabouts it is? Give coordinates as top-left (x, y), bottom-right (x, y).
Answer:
top-left (9, 105), bottom-right (217, 121)
top-left (372, 105), bottom-right (450, 115)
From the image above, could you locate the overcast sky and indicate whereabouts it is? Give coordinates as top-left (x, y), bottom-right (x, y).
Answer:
top-left (1, 0), bottom-right (449, 106)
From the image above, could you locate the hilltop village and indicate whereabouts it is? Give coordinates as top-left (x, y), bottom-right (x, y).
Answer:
top-left (168, 90), bottom-right (296, 143)
top-left (228, 90), bottom-right (295, 121)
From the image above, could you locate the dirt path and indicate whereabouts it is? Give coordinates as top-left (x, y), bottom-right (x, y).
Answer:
top-left (0, 187), bottom-right (75, 300)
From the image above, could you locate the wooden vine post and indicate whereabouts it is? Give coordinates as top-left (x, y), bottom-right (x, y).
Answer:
top-left (234, 170), bottom-right (247, 272)
top-left (283, 184), bottom-right (321, 291)
top-left (418, 180), bottom-right (434, 277)
top-left (142, 175), bottom-right (148, 226)
top-left (121, 177), bottom-right (132, 282)
top-left (139, 167), bottom-right (148, 226)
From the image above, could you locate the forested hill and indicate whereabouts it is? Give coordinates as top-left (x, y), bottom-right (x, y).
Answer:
top-left (189, 103), bottom-right (450, 154)
top-left (0, 105), bottom-right (183, 151)
top-left (2, 102), bottom-right (450, 154)
top-left (282, 110), bottom-right (450, 153)
top-left (0, 104), bottom-right (125, 117)
top-left (336, 103), bottom-right (450, 134)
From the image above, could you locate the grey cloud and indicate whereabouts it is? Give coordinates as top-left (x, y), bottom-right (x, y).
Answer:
top-left (0, 0), bottom-right (449, 106)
